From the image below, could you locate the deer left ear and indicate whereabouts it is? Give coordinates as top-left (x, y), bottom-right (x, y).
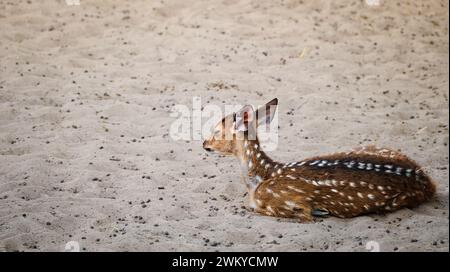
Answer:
top-left (256, 98), bottom-right (278, 126)
top-left (235, 105), bottom-right (255, 132)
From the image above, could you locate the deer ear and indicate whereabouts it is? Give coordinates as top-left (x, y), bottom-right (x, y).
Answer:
top-left (256, 98), bottom-right (278, 126)
top-left (235, 105), bottom-right (255, 132)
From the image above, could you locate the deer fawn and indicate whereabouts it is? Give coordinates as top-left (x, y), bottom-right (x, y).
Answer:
top-left (203, 98), bottom-right (436, 221)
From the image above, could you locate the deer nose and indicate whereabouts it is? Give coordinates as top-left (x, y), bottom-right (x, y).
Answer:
top-left (203, 141), bottom-right (212, 152)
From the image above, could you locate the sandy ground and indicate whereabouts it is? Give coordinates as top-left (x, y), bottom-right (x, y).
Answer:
top-left (0, 0), bottom-right (448, 252)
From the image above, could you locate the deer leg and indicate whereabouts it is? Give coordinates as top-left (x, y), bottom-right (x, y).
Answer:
top-left (255, 196), bottom-right (314, 222)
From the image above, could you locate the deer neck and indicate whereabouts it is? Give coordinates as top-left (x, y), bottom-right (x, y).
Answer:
top-left (236, 137), bottom-right (279, 189)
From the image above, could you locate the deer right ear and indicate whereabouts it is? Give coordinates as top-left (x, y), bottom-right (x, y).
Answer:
top-left (235, 105), bottom-right (255, 132)
top-left (256, 98), bottom-right (278, 126)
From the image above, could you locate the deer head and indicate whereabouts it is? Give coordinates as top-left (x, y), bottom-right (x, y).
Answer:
top-left (202, 98), bottom-right (278, 156)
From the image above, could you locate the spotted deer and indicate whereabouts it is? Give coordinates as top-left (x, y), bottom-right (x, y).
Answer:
top-left (202, 98), bottom-right (436, 221)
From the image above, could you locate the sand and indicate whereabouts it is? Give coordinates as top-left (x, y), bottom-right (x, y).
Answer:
top-left (0, 0), bottom-right (448, 252)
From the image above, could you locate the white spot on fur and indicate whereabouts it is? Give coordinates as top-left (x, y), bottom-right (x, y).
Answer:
top-left (285, 201), bottom-right (296, 208)
top-left (287, 185), bottom-right (304, 193)
top-left (310, 160), bottom-right (320, 166)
